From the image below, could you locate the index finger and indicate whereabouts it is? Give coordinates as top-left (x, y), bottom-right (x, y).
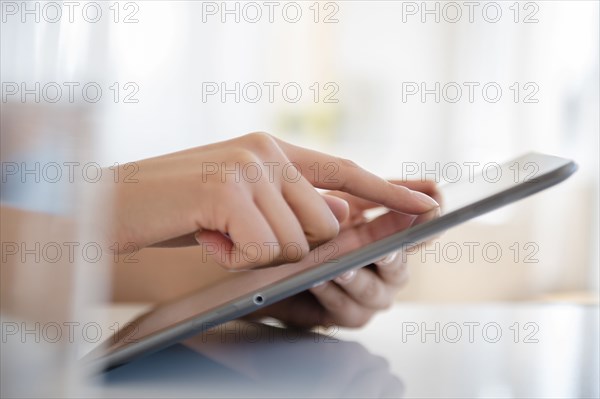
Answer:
top-left (390, 179), bottom-right (443, 207)
top-left (274, 139), bottom-right (439, 214)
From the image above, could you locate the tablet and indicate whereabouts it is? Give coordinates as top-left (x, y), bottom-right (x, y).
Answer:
top-left (85, 152), bottom-right (576, 370)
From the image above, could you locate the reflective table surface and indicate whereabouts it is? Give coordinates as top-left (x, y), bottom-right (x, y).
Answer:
top-left (88, 303), bottom-right (599, 398)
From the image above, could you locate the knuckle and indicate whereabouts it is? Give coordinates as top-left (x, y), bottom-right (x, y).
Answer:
top-left (334, 157), bottom-right (359, 189)
top-left (338, 157), bottom-right (359, 170)
top-left (244, 132), bottom-right (278, 154)
top-left (229, 147), bottom-right (260, 165)
top-left (325, 292), bottom-right (348, 312)
top-left (358, 277), bottom-right (380, 302)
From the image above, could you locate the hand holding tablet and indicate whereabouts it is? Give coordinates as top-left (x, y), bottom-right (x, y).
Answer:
top-left (87, 149), bottom-right (576, 370)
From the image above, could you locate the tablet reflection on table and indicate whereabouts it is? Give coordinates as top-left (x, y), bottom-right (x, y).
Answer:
top-left (101, 320), bottom-right (404, 398)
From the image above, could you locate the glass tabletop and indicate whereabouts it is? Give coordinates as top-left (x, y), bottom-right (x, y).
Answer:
top-left (85, 303), bottom-right (599, 398)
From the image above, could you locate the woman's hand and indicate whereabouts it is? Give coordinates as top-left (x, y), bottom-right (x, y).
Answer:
top-left (109, 133), bottom-right (439, 270)
top-left (250, 180), bottom-right (440, 328)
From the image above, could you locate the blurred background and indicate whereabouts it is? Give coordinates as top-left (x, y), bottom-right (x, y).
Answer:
top-left (1, 0), bottom-right (599, 396)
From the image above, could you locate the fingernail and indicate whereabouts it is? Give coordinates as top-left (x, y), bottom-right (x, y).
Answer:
top-left (312, 280), bottom-right (326, 289)
top-left (376, 251), bottom-right (399, 266)
top-left (334, 197), bottom-right (350, 223)
top-left (410, 190), bottom-right (439, 208)
top-left (335, 269), bottom-right (356, 284)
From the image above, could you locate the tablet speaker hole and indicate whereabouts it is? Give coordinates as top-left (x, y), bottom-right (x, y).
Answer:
top-left (253, 294), bottom-right (265, 305)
